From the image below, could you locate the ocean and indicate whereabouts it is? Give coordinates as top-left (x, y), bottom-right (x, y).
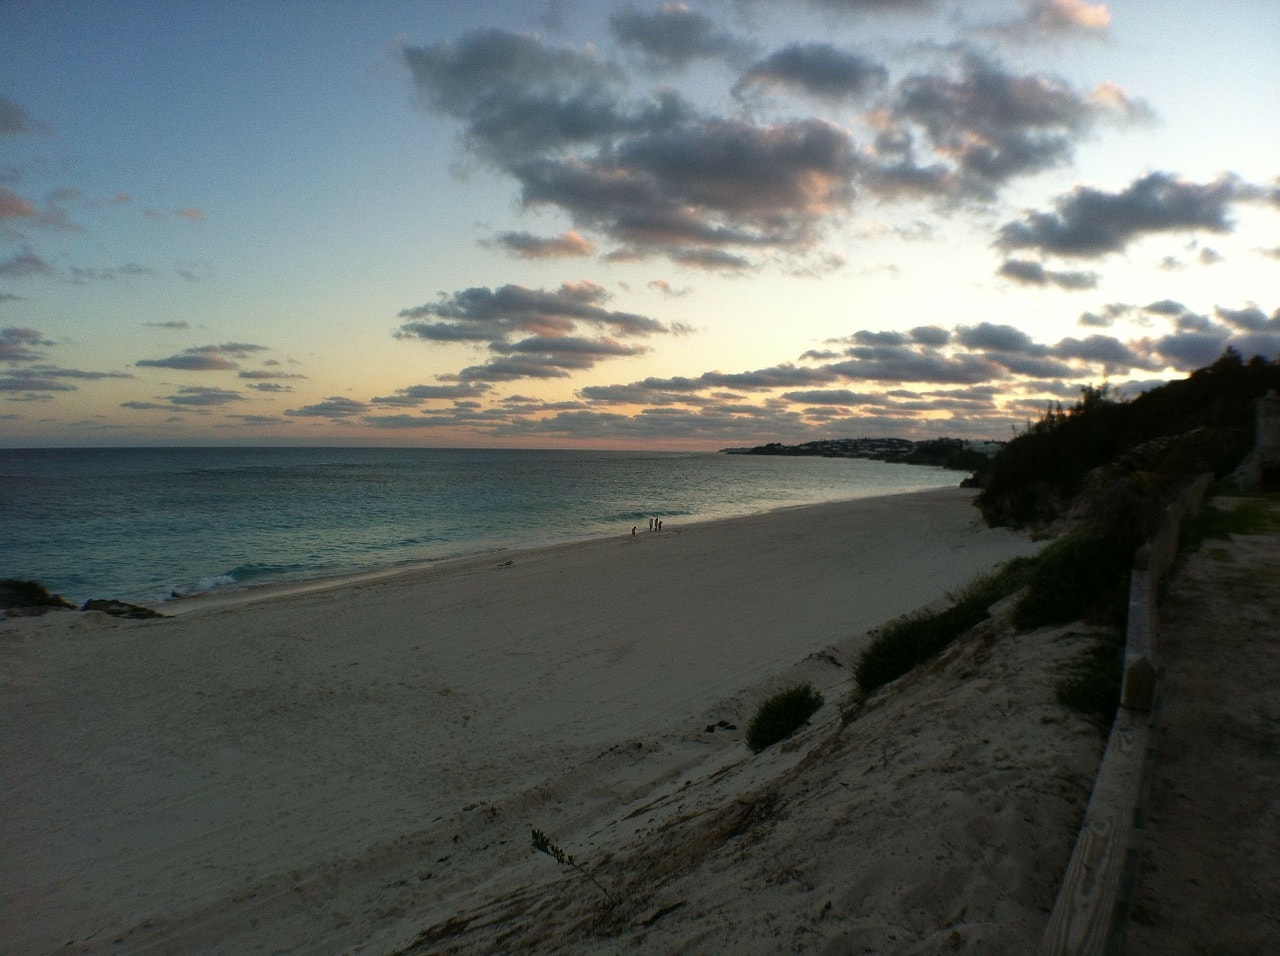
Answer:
top-left (0, 446), bottom-right (957, 606)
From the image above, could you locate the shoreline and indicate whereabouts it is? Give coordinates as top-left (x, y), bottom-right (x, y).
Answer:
top-left (156, 483), bottom-right (958, 615)
top-left (2, 486), bottom-right (1050, 953)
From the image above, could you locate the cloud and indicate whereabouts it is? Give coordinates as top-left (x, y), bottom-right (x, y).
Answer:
top-left (144, 320), bottom-right (192, 329)
top-left (398, 281), bottom-right (668, 339)
top-left (371, 383), bottom-right (490, 405)
top-left (69, 262), bottom-right (157, 283)
top-left (735, 44), bottom-right (888, 102)
top-left (0, 371), bottom-right (77, 392)
top-left (396, 280), bottom-right (680, 381)
top-left (1216, 305), bottom-right (1280, 332)
top-left (166, 386), bottom-right (245, 406)
top-left (0, 95), bottom-right (36, 136)
top-left (0, 250), bottom-right (54, 279)
top-left (237, 369), bottom-right (308, 380)
top-left (780, 388), bottom-right (875, 405)
top-left (997, 172), bottom-right (1246, 258)
top-left (136, 343), bottom-right (269, 371)
top-left (609, 5), bottom-right (749, 68)
top-left (889, 52), bottom-right (1131, 195)
top-left (174, 207), bottom-right (206, 221)
top-left (490, 229), bottom-right (596, 258)
top-left (956, 322), bottom-right (1041, 353)
top-left (1, 325), bottom-right (54, 362)
top-left (402, 28), bottom-right (675, 165)
top-left (120, 400), bottom-right (171, 410)
top-left (997, 257), bottom-right (1098, 289)
top-left (797, 0), bottom-right (938, 12)
top-left (284, 396), bottom-right (370, 418)
top-left (0, 187), bottom-right (38, 221)
top-left (988, 0), bottom-right (1111, 42)
top-left (515, 116), bottom-right (858, 259)
top-left (246, 382), bottom-right (293, 392)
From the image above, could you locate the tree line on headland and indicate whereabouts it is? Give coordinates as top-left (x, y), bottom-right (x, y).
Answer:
top-left (722, 436), bottom-right (993, 472)
top-left (727, 349), bottom-right (1280, 532)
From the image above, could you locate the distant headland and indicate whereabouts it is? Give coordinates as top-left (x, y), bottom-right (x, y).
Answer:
top-left (721, 436), bottom-right (1000, 472)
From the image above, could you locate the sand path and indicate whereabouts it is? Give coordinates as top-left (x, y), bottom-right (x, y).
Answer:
top-left (1124, 502), bottom-right (1280, 953)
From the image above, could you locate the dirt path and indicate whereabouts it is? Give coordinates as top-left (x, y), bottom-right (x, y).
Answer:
top-left (1124, 500), bottom-right (1280, 954)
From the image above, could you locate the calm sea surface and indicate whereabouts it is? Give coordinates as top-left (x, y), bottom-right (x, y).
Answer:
top-left (0, 447), bottom-right (956, 605)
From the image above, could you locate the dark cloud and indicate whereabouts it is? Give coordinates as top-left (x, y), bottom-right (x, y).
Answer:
top-left (370, 383), bottom-right (490, 405)
top-left (956, 322), bottom-right (1041, 354)
top-left (891, 52), bottom-right (1120, 194)
top-left (1053, 334), bottom-right (1149, 371)
top-left (1144, 299), bottom-right (1187, 316)
top-left (515, 116), bottom-right (858, 260)
top-left (238, 369), bottom-right (307, 380)
top-left (997, 172), bottom-right (1245, 258)
top-left (144, 320), bottom-right (192, 329)
top-left (397, 281), bottom-right (676, 381)
top-left (780, 388), bottom-right (874, 404)
top-left (136, 343), bottom-right (268, 371)
top-left (0, 96), bottom-right (35, 136)
top-left (0, 250), bottom-right (54, 279)
top-left (490, 229), bottom-right (595, 258)
top-left (166, 386), bottom-right (245, 406)
top-left (735, 44), bottom-right (888, 102)
top-left (998, 258), bottom-right (1098, 289)
top-left (398, 281), bottom-right (667, 340)
top-left (910, 325), bottom-right (951, 346)
top-left (830, 348), bottom-right (1004, 384)
top-left (402, 29), bottom-right (686, 164)
top-left (1, 325), bottom-right (53, 362)
top-left (246, 382), bottom-right (293, 393)
top-left (1217, 305), bottom-right (1280, 332)
top-left (610, 5), bottom-right (749, 68)
top-left (284, 397), bottom-right (369, 418)
top-left (1151, 331), bottom-right (1232, 370)
top-left (671, 247), bottom-right (753, 270)
top-left (0, 371), bottom-right (77, 392)
top-left (120, 400), bottom-right (170, 410)
top-left (68, 262), bottom-right (157, 283)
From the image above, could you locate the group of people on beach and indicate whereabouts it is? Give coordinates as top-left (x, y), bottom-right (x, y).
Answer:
top-left (631, 517), bottom-right (664, 536)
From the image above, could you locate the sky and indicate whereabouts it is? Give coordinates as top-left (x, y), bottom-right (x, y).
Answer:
top-left (1, 0), bottom-right (1278, 449)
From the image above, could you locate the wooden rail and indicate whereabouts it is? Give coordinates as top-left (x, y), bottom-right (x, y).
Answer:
top-left (1039, 474), bottom-right (1211, 955)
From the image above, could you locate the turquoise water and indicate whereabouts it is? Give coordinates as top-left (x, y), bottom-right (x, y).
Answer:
top-left (0, 447), bottom-right (956, 605)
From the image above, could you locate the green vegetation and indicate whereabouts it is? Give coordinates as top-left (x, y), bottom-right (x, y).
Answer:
top-left (531, 828), bottom-right (612, 901)
top-left (1054, 630), bottom-right (1124, 729)
top-left (1012, 530), bottom-right (1135, 631)
top-left (977, 351), bottom-right (1280, 529)
top-left (0, 579), bottom-right (75, 612)
top-left (854, 527), bottom-right (1138, 694)
top-left (854, 560), bottom-right (1031, 693)
top-left (746, 683), bottom-right (825, 752)
top-left (1181, 496), bottom-right (1280, 549)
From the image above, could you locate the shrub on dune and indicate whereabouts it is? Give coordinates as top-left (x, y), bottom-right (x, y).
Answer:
top-left (746, 683), bottom-right (824, 752)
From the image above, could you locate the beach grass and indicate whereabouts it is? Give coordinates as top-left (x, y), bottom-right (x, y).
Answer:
top-left (1054, 629), bottom-right (1124, 729)
top-left (854, 559), bottom-right (1031, 694)
top-left (746, 683), bottom-right (825, 752)
top-left (1012, 530), bottom-right (1133, 630)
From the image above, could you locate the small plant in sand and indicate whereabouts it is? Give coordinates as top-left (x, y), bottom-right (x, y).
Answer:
top-left (531, 828), bottom-right (612, 901)
top-left (746, 682), bottom-right (824, 752)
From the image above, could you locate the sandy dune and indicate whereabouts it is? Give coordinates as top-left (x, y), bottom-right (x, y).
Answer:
top-left (2, 487), bottom-right (1101, 953)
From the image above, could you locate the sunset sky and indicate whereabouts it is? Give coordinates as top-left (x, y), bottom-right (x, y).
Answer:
top-left (2, 0), bottom-right (1277, 449)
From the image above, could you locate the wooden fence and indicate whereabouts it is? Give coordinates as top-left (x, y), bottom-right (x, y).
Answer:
top-left (1039, 474), bottom-right (1212, 955)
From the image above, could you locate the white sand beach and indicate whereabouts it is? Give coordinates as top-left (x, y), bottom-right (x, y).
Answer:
top-left (1, 487), bottom-right (1105, 953)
